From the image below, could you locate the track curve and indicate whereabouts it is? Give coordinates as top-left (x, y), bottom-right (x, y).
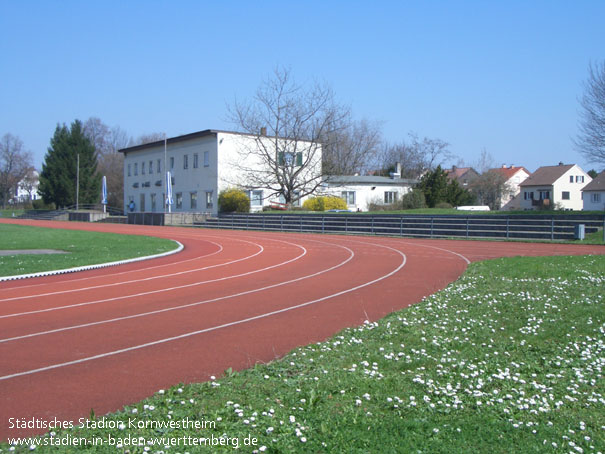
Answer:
top-left (1, 219), bottom-right (603, 439)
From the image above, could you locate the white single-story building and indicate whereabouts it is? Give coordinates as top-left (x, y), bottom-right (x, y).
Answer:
top-left (322, 175), bottom-right (417, 212)
top-left (119, 129), bottom-right (322, 216)
top-left (582, 170), bottom-right (605, 211)
top-left (519, 163), bottom-right (592, 211)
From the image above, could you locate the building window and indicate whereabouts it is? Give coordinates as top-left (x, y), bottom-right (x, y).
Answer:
top-left (140, 193), bottom-right (145, 212)
top-left (384, 191), bottom-right (397, 204)
top-left (193, 153), bottom-right (199, 169)
top-left (157, 159), bottom-right (161, 174)
top-left (562, 191), bottom-right (570, 200)
top-left (206, 191), bottom-right (213, 209)
top-left (539, 190), bottom-right (550, 200)
top-left (142, 161), bottom-right (145, 175)
top-left (150, 193), bottom-right (156, 211)
top-left (134, 163), bottom-right (138, 176)
top-left (176, 192), bottom-right (183, 209)
top-left (576, 175), bottom-right (585, 183)
top-left (524, 191), bottom-right (534, 200)
top-left (278, 151), bottom-right (303, 167)
top-left (170, 157), bottom-right (174, 169)
top-left (341, 191), bottom-right (355, 205)
top-left (190, 191), bottom-right (197, 209)
top-left (570, 175), bottom-right (574, 183)
top-left (204, 151), bottom-right (209, 167)
top-left (128, 164), bottom-right (131, 177)
top-left (149, 160), bottom-right (153, 174)
top-left (248, 190), bottom-right (263, 206)
top-left (592, 193), bottom-right (601, 203)
top-left (183, 154), bottom-right (188, 170)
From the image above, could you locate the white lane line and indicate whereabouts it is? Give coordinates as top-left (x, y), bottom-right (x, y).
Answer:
top-left (0, 238), bottom-right (265, 303)
top-left (397, 240), bottom-right (471, 264)
top-left (2, 235), bottom-right (225, 291)
top-left (0, 241), bottom-right (185, 282)
top-left (0, 238), bottom-right (305, 318)
top-left (0, 241), bottom-right (353, 343)
top-left (0, 240), bottom-right (405, 381)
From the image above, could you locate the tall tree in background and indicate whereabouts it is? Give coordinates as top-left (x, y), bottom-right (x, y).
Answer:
top-left (378, 133), bottom-right (454, 178)
top-left (322, 117), bottom-right (382, 176)
top-left (575, 61), bottom-right (605, 168)
top-left (0, 133), bottom-right (33, 208)
top-left (39, 120), bottom-right (101, 207)
top-left (83, 117), bottom-right (132, 209)
top-left (228, 66), bottom-right (346, 204)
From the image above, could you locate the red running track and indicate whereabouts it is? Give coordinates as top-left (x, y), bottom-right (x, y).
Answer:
top-left (1, 219), bottom-right (603, 439)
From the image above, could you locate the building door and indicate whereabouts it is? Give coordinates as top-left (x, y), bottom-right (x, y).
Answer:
top-left (140, 193), bottom-right (146, 212)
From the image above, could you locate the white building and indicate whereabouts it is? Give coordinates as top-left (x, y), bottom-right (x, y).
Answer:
top-left (519, 163), bottom-right (592, 211)
top-left (582, 171), bottom-right (605, 211)
top-left (12, 169), bottom-right (40, 204)
top-left (119, 129), bottom-right (322, 216)
top-left (489, 165), bottom-right (530, 210)
top-left (322, 175), bottom-right (417, 212)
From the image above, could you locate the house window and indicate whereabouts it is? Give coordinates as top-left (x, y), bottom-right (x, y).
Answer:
top-left (576, 175), bottom-right (585, 183)
top-left (190, 192), bottom-right (197, 209)
top-left (249, 190), bottom-right (263, 206)
top-left (592, 193), bottom-right (601, 203)
top-left (141, 162), bottom-right (145, 175)
top-left (183, 154), bottom-right (188, 170)
top-left (539, 191), bottom-right (550, 200)
top-left (134, 163), bottom-right (138, 176)
top-left (562, 191), bottom-right (570, 200)
top-left (176, 192), bottom-right (183, 209)
top-left (206, 191), bottom-right (213, 209)
top-left (524, 191), bottom-right (534, 200)
top-left (570, 175), bottom-right (574, 183)
top-left (341, 191), bottom-right (356, 205)
top-left (157, 159), bottom-right (161, 173)
top-left (292, 191), bottom-right (301, 207)
top-left (128, 164), bottom-right (131, 177)
top-left (149, 160), bottom-right (153, 174)
top-left (193, 153), bottom-right (199, 169)
top-left (204, 151), bottom-right (209, 167)
top-left (384, 191), bottom-right (397, 204)
top-left (169, 157), bottom-right (174, 169)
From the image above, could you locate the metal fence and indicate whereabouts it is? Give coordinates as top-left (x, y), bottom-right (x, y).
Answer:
top-left (203, 213), bottom-right (605, 241)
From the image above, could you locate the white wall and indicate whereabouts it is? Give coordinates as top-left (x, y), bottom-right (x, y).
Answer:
top-left (322, 183), bottom-right (412, 212)
top-left (500, 169), bottom-right (530, 210)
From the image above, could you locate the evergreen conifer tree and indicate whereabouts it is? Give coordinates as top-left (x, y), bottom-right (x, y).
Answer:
top-left (39, 120), bottom-right (101, 207)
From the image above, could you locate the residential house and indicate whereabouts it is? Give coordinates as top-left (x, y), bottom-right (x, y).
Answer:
top-left (322, 174), bottom-right (417, 212)
top-left (119, 129), bottom-right (322, 216)
top-left (582, 170), bottom-right (605, 211)
top-left (519, 163), bottom-right (592, 211)
top-left (11, 169), bottom-right (40, 204)
top-left (489, 165), bottom-right (530, 210)
top-left (445, 166), bottom-right (480, 187)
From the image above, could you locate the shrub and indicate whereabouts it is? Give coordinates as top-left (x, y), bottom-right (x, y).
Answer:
top-left (218, 189), bottom-right (250, 213)
top-left (303, 196), bottom-right (347, 212)
top-left (435, 202), bottom-right (453, 209)
top-left (399, 190), bottom-right (426, 210)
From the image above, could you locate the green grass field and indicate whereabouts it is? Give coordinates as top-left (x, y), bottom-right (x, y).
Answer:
top-left (3, 253), bottom-right (603, 453)
top-left (0, 224), bottom-right (178, 277)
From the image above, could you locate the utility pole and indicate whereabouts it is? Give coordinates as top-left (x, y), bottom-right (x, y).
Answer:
top-left (76, 153), bottom-right (80, 210)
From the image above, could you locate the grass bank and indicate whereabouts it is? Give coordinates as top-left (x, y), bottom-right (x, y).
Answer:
top-left (0, 224), bottom-right (178, 277)
top-left (3, 254), bottom-right (603, 453)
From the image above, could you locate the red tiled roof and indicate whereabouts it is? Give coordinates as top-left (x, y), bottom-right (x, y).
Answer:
top-left (489, 166), bottom-right (530, 181)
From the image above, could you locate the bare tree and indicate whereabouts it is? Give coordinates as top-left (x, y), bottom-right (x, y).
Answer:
top-left (83, 117), bottom-right (133, 209)
top-left (575, 61), bottom-right (605, 167)
top-left (377, 132), bottom-right (453, 178)
top-left (322, 117), bottom-right (383, 176)
top-left (136, 132), bottom-right (166, 145)
top-left (0, 133), bottom-right (33, 208)
top-left (227, 67), bottom-right (346, 204)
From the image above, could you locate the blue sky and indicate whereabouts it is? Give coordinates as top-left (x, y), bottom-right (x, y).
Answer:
top-left (1, 0), bottom-right (604, 172)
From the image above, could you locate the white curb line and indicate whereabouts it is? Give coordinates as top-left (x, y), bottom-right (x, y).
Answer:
top-left (0, 241), bottom-right (184, 282)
